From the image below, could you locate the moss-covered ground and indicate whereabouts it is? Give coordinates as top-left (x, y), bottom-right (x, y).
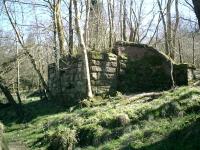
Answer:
top-left (1, 86), bottom-right (200, 149)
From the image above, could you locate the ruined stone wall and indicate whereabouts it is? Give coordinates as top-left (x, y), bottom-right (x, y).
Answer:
top-left (48, 63), bottom-right (58, 95)
top-left (59, 56), bottom-right (86, 103)
top-left (115, 41), bottom-right (189, 93)
top-left (89, 52), bottom-right (118, 95)
top-left (48, 52), bottom-right (119, 103)
top-left (48, 42), bottom-right (189, 103)
top-left (48, 56), bottom-right (85, 104)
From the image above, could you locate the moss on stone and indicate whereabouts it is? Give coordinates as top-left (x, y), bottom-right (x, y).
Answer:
top-left (89, 51), bottom-right (106, 60)
top-left (115, 41), bottom-right (149, 48)
top-left (118, 54), bottom-right (172, 93)
top-left (89, 51), bottom-right (118, 61)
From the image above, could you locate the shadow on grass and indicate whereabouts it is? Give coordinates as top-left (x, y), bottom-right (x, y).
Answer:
top-left (132, 89), bottom-right (200, 123)
top-left (0, 99), bottom-right (67, 125)
top-left (123, 117), bottom-right (200, 150)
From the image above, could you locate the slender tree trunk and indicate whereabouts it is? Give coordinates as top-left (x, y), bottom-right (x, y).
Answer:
top-left (73, 0), bottom-right (93, 98)
top-left (111, 0), bottom-right (115, 47)
top-left (84, 0), bottom-right (90, 47)
top-left (192, 33), bottom-right (195, 65)
top-left (129, 0), bottom-right (134, 42)
top-left (55, 0), bottom-right (66, 56)
top-left (15, 22), bottom-right (22, 106)
top-left (170, 61), bottom-right (175, 88)
top-left (136, 0), bottom-right (144, 43)
top-left (172, 0), bottom-right (179, 48)
top-left (167, 0), bottom-right (173, 58)
top-left (69, 0), bottom-right (74, 55)
top-left (52, 0), bottom-right (61, 97)
top-left (119, 0), bottom-right (123, 41)
top-left (157, 0), bottom-right (169, 55)
top-left (123, 0), bottom-right (127, 41)
top-left (107, 0), bottom-right (113, 48)
top-left (178, 39), bottom-right (183, 63)
top-left (53, 0), bottom-right (58, 62)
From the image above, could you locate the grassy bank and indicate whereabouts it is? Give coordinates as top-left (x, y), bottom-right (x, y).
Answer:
top-left (0, 86), bottom-right (200, 149)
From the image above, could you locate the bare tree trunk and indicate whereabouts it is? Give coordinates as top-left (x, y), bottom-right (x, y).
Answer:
top-left (170, 61), bottom-right (175, 88)
top-left (69, 0), bottom-right (74, 55)
top-left (107, 0), bottom-right (113, 48)
top-left (14, 11), bottom-right (22, 106)
top-left (123, 0), bottom-right (127, 41)
top-left (84, 0), bottom-right (90, 49)
top-left (111, 0), bottom-right (115, 47)
top-left (172, 0), bottom-right (179, 49)
top-left (136, 0), bottom-right (144, 43)
top-left (192, 33), bottom-right (195, 65)
top-left (167, 0), bottom-right (175, 87)
top-left (53, 0), bottom-right (58, 62)
top-left (119, 0), bottom-right (123, 41)
top-left (55, 0), bottom-right (66, 56)
top-left (178, 39), bottom-right (183, 63)
top-left (73, 0), bottom-right (93, 98)
top-left (167, 0), bottom-right (173, 59)
top-left (129, 0), bottom-right (134, 42)
top-left (157, 0), bottom-right (175, 88)
top-left (157, 0), bottom-right (169, 55)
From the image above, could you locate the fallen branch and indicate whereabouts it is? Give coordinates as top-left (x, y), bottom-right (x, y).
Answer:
top-left (126, 92), bottom-right (163, 102)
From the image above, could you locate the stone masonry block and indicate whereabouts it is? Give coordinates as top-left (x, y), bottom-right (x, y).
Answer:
top-left (91, 72), bottom-right (98, 80)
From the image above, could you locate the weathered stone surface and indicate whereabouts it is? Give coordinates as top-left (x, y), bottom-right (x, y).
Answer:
top-left (90, 60), bottom-right (98, 65)
top-left (90, 66), bottom-right (116, 73)
top-left (48, 41), bottom-right (188, 105)
top-left (120, 63), bottom-right (127, 69)
top-left (105, 67), bottom-right (116, 73)
top-left (90, 60), bottom-right (117, 68)
top-left (98, 73), bottom-right (116, 80)
top-left (116, 41), bottom-right (188, 93)
top-left (91, 66), bottom-right (103, 72)
top-left (91, 80), bottom-right (116, 86)
top-left (110, 62), bottom-right (117, 67)
top-left (107, 56), bottom-right (117, 61)
top-left (91, 73), bottom-right (98, 80)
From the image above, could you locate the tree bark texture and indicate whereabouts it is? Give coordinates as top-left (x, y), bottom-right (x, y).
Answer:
top-left (73, 0), bottom-right (93, 98)
top-left (55, 0), bottom-right (66, 56)
top-left (69, 0), bottom-right (74, 55)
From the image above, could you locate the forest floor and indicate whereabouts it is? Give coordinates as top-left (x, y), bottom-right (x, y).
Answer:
top-left (1, 86), bottom-right (200, 149)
